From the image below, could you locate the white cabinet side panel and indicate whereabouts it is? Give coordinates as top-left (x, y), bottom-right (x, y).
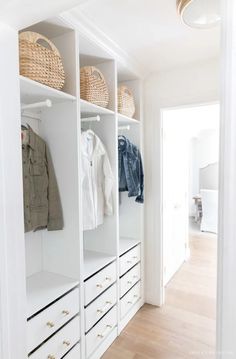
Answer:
top-left (0, 23), bottom-right (27, 359)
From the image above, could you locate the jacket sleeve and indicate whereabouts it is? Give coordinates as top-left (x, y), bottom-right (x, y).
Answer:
top-left (46, 145), bottom-right (64, 230)
top-left (103, 152), bottom-right (114, 216)
top-left (135, 149), bottom-right (144, 204)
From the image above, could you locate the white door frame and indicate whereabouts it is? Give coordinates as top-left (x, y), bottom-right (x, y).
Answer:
top-left (160, 101), bottom-right (220, 304)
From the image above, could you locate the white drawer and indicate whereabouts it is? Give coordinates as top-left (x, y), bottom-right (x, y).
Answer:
top-left (86, 306), bottom-right (117, 358)
top-left (84, 262), bottom-right (116, 306)
top-left (119, 244), bottom-right (141, 276)
top-left (64, 343), bottom-right (80, 359)
top-left (30, 315), bottom-right (80, 359)
top-left (85, 284), bottom-right (116, 332)
top-left (120, 281), bottom-right (141, 319)
top-left (27, 288), bottom-right (80, 353)
top-left (120, 263), bottom-right (141, 298)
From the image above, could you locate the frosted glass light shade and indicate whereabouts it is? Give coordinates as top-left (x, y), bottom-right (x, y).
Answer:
top-left (177, 0), bottom-right (220, 29)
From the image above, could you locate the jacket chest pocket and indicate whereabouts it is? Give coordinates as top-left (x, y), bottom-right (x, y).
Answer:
top-left (30, 157), bottom-right (45, 176)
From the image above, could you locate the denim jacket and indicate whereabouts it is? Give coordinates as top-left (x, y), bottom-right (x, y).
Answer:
top-left (118, 136), bottom-right (144, 203)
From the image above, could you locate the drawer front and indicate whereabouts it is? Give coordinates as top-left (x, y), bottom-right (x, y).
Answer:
top-left (27, 288), bottom-right (80, 353)
top-left (85, 284), bottom-right (117, 332)
top-left (119, 245), bottom-right (141, 276)
top-left (30, 316), bottom-right (80, 359)
top-left (64, 343), bottom-right (80, 359)
top-left (84, 262), bottom-right (116, 306)
top-left (120, 263), bottom-right (141, 298)
top-left (86, 306), bottom-right (117, 358)
top-left (120, 281), bottom-right (141, 319)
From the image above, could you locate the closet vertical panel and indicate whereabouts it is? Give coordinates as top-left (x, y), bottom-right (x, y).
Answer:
top-left (40, 101), bottom-right (80, 279)
top-left (0, 23), bottom-right (27, 359)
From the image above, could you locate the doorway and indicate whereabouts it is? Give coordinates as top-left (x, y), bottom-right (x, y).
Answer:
top-left (161, 103), bottom-right (219, 296)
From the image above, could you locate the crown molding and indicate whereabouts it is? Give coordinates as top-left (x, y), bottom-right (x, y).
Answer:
top-left (61, 9), bottom-right (146, 79)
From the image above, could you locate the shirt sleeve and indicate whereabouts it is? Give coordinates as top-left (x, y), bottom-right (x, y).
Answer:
top-left (135, 149), bottom-right (144, 204)
top-left (46, 145), bottom-right (64, 230)
top-left (103, 151), bottom-right (114, 216)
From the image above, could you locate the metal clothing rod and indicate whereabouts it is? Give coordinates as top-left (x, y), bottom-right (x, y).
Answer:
top-left (118, 125), bottom-right (130, 131)
top-left (21, 99), bottom-right (52, 111)
top-left (81, 115), bottom-right (101, 123)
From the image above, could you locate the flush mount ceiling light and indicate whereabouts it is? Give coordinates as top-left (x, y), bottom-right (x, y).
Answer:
top-left (177, 0), bottom-right (220, 29)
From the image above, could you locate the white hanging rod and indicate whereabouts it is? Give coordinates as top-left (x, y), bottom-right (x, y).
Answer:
top-left (21, 99), bottom-right (52, 111)
top-left (118, 125), bottom-right (130, 131)
top-left (81, 115), bottom-right (101, 123)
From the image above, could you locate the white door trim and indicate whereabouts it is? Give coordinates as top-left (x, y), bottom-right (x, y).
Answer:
top-left (216, 1), bottom-right (236, 357)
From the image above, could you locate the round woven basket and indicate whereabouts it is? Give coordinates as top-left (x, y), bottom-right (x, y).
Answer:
top-left (80, 66), bottom-right (109, 108)
top-left (118, 86), bottom-right (135, 118)
top-left (19, 31), bottom-right (65, 90)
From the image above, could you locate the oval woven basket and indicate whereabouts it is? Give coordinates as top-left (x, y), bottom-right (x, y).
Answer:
top-left (80, 66), bottom-right (109, 108)
top-left (19, 31), bottom-right (65, 90)
top-left (118, 86), bottom-right (135, 118)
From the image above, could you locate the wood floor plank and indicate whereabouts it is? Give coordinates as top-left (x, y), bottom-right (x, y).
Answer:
top-left (102, 231), bottom-right (217, 358)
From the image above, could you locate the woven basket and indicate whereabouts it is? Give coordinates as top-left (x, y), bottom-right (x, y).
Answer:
top-left (80, 66), bottom-right (109, 108)
top-left (118, 86), bottom-right (135, 118)
top-left (19, 31), bottom-right (65, 90)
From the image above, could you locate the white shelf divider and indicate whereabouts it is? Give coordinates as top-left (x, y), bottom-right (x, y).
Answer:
top-left (83, 250), bottom-right (116, 280)
top-left (26, 271), bottom-right (79, 318)
top-left (20, 76), bottom-right (76, 104)
top-left (118, 113), bottom-right (140, 125)
top-left (80, 99), bottom-right (115, 116)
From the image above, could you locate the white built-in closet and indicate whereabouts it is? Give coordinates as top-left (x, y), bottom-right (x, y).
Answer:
top-left (19, 15), bottom-right (144, 359)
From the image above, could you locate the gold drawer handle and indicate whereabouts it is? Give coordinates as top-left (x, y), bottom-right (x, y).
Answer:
top-left (97, 301), bottom-right (113, 313)
top-left (46, 322), bottom-right (55, 328)
top-left (97, 325), bottom-right (112, 338)
top-left (48, 355), bottom-right (56, 359)
top-left (97, 277), bottom-right (112, 288)
top-left (62, 310), bottom-right (70, 316)
top-left (63, 340), bottom-right (71, 347)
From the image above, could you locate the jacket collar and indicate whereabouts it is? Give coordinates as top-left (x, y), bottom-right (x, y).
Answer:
top-left (118, 135), bottom-right (132, 153)
top-left (81, 130), bottom-right (105, 158)
top-left (21, 124), bottom-right (36, 150)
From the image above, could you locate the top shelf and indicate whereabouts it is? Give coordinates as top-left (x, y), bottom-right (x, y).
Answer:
top-left (20, 76), bottom-right (76, 105)
top-left (26, 271), bottom-right (79, 318)
top-left (118, 113), bottom-right (140, 125)
top-left (84, 250), bottom-right (116, 280)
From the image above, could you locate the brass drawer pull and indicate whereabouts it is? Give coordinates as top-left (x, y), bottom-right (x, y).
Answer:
top-left (97, 276), bottom-right (113, 288)
top-left (62, 310), bottom-right (70, 316)
top-left (97, 301), bottom-right (113, 313)
top-left (48, 355), bottom-right (56, 359)
top-left (63, 340), bottom-right (71, 347)
top-left (97, 324), bottom-right (112, 338)
top-left (46, 321), bottom-right (55, 328)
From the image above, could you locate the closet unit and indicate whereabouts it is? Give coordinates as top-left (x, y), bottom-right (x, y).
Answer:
top-left (18, 14), bottom-right (144, 359)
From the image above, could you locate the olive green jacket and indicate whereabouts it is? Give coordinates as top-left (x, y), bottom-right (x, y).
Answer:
top-left (22, 126), bottom-right (63, 232)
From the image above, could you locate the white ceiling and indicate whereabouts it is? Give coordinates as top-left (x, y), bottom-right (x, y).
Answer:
top-left (77, 0), bottom-right (220, 75)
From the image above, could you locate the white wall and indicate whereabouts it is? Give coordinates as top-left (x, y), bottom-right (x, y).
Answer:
top-left (144, 58), bottom-right (220, 305)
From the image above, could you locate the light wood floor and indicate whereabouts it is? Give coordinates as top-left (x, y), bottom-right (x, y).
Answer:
top-left (102, 231), bottom-right (217, 359)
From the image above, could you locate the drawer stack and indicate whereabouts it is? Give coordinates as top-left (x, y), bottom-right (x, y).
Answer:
top-left (119, 244), bottom-right (141, 320)
top-left (27, 288), bottom-right (80, 359)
top-left (84, 261), bottom-right (117, 358)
